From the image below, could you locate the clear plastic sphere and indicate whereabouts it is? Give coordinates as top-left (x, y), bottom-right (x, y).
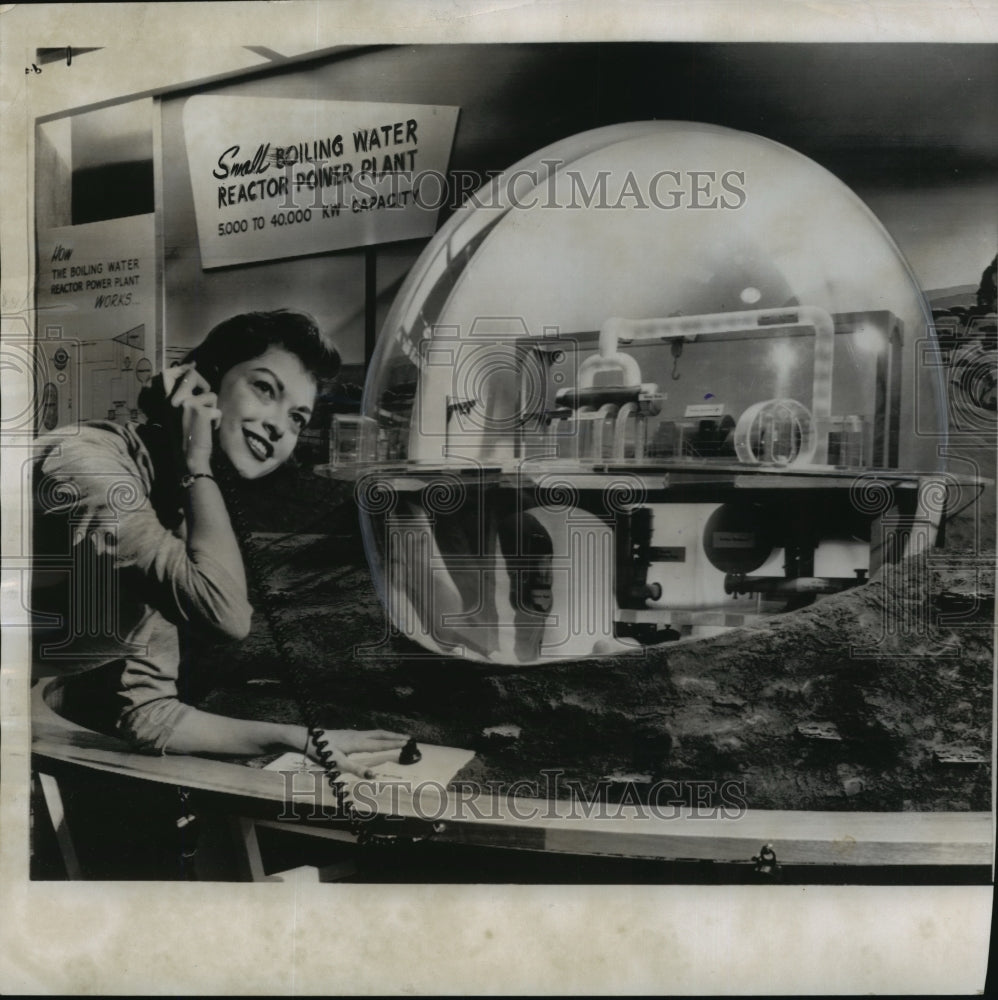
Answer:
top-left (333, 122), bottom-right (946, 664)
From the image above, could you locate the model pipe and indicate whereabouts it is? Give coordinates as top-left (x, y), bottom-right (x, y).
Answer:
top-left (724, 574), bottom-right (860, 597)
top-left (627, 582), bottom-right (663, 603)
top-left (554, 384), bottom-right (662, 413)
top-left (601, 307), bottom-right (835, 464)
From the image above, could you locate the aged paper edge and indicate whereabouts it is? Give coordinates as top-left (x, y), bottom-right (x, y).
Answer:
top-left (1, 2), bottom-right (995, 995)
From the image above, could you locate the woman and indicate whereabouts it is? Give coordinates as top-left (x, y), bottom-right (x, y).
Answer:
top-left (33, 311), bottom-right (405, 776)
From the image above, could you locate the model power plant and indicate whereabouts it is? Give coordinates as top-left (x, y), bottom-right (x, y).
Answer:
top-left (322, 122), bottom-right (972, 665)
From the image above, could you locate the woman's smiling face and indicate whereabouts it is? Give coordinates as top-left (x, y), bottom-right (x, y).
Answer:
top-left (215, 347), bottom-right (316, 479)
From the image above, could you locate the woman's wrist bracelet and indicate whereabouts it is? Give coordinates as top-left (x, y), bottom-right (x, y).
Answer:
top-left (180, 472), bottom-right (216, 488)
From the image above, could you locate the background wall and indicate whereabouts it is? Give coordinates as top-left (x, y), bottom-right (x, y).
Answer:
top-left (39, 43), bottom-right (997, 420)
top-left (158, 44), bottom-right (616, 363)
top-left (158, 43), bottom-right (996, 367)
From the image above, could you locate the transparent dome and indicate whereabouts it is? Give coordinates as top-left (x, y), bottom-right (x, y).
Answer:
top-left (328, 121), bottom-right (949, 665)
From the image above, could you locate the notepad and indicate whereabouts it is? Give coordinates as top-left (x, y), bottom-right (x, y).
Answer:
top-left (265, 743), bottom-right (475, 788)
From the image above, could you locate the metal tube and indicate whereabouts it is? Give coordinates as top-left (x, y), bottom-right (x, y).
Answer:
top-left (724, 575), bottom-right (857, 596)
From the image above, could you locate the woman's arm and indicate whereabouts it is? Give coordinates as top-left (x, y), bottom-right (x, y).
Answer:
top-left (98, 364), bottom-right (252, 639)
top-left (167, 709), bottom-right (304, 757)
top-left (182, 474), bottom-right (247, 600)
top-left (169, 363), bottom-right (247, 598)
top-left (36, 422), bottom-right (253, 642)
top-left (166, 708), bottom-right (407, 776)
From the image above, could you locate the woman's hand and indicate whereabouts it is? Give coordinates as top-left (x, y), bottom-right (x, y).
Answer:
top-left (162, 362), bottom-right (220, 475)
top-left (305, 728), bottom-right (409, 778)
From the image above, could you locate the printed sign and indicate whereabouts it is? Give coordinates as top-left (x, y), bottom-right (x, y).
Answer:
top-left (652, 546), bottom-right (686, 562)
top-left (37, 215), bottom-right (155, 338)
top-left (684, 402), bottom-right (725, 418)
top-left (36, 215), bottom-right (157, 425)
top-left (713, 531), bottom-right (757, 549)
top-left (182, 95), bottom-right (460, 268)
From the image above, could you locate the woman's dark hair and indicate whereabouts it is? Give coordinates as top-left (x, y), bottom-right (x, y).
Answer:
top-left (977, 255), bottom-right (997, 313)
top-left (180, 310), bottom-right (340, 390)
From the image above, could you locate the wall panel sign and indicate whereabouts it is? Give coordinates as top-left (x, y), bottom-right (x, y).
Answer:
top-left (37, 214), bottom-right (156, 341)
top-left (182, 96), bottom-right (460, 269)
